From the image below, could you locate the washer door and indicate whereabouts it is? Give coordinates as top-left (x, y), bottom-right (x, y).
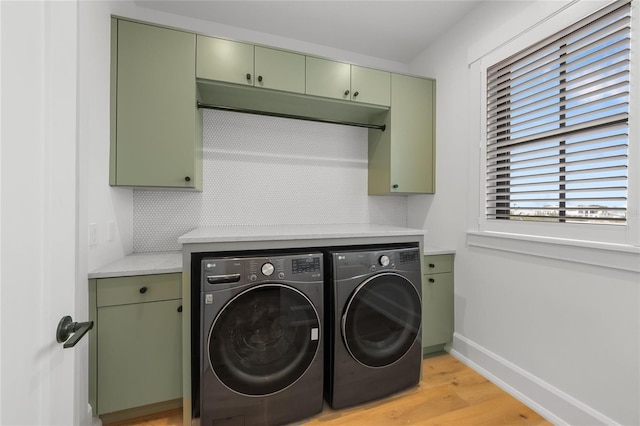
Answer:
top-left (342, 272), bottom-right (421, 368)
top-left (208, 284), bottom-right (320, 396)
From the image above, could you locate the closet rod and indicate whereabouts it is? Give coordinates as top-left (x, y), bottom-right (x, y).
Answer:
top-left (197, 102), bottom-right (386, 131)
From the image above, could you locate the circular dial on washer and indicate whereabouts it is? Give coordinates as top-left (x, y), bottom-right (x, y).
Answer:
top-left (261, 262), bottom-right (275, 276)
top-left (379, 255), bottom-right (390, 267)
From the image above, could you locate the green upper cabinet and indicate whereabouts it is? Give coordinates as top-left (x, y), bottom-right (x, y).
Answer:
top-left (196, 36), bottom-right (254, 85)
top-left (111, 19), bottom-right (202, 189)
top-left (305, 58), bottom-right (390, 106)
top-left (351, 65), bottom-right (390, 106)
top-left (110, 20), bottom-right (435, 195)
top-left (196, 37), bottom-right (305, 94)
top-left (254, 46), bottom-right (305, 93)
top-left (368, 73), bottom-right (435, 194)
top-left (305, 57), bottom-right (352, 101)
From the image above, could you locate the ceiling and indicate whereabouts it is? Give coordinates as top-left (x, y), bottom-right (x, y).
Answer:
top-left (133, 1), bottom-right (483, 64)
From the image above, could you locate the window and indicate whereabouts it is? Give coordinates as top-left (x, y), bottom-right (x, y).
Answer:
top-left (485, 1), bottom-right (631, 225)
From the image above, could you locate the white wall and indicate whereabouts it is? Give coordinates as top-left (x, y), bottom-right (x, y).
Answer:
top-left (407, 1), bottom-right (640, 425)
top-left (82, 1), bottom-right (135, 281)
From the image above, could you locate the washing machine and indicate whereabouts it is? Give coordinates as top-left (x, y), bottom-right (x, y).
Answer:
top-left (324, 244), bottom-right (422, 409)
top-left (197, 252), bottom-right (324, 426)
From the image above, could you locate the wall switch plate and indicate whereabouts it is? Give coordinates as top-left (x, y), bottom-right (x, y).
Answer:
top-left (89, 223), bottom-right (98, 246)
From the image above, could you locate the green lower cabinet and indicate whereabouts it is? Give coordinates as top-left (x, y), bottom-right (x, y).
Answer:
top-left (422, 255), bottom-right (454, 355)
top-left (89, 273), bottom-right (182, 417)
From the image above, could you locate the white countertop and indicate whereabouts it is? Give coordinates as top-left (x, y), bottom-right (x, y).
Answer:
top-left (88, 251), bottom-right (182, 279)
top-left (90, 224), bottom-right (436, 279)
top-left (178, 223), bottom-right (426, 244)
top-left (423, 246), bottom-right (456, 256)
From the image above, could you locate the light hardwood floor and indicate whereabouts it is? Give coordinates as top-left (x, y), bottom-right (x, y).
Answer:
top-left (106, 353), bottom-right (551, 426)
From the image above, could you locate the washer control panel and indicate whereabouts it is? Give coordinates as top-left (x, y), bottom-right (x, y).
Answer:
top-left (202, 252), bottom-right (323, 290)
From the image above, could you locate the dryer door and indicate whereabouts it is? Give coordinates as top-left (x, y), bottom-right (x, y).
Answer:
top-left (342, 272), bottom-right (421, 367)
top-left (208, 284), bottom-right (320, 396)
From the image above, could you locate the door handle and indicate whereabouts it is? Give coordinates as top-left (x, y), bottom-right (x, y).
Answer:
top-left (56, 315), bottom-right (93, 349)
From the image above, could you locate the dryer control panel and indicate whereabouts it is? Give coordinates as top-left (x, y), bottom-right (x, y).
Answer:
top-left (331, 246), bottom-right (421, 279)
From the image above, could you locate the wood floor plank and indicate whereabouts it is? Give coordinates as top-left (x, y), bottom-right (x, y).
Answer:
top-left (420, 355), bottom-right (471, 389)
top-left (418, 393), bottom-right (548, 426)
top-left (108, 354), bottom-right (552, 426)
top-left (304, 384), bottom-right (470, 425)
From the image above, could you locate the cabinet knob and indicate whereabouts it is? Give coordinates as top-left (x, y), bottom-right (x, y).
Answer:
top-left (177, 305), bottom-right (183, 313)
top-left (428, 278), bottom-right (435, 283)
top-left (258, 75), bottom-right (263, 82)
top-left (392, 184), bottom-right (399, 189)
top-left (184, 176), bottom-right (191, 182)
top-left (353, 91), bottom-right (359, 97)
top-left (246, 73), bottom-right (251, 80)
top-left (429, 263), bottom-right (435, 268)
top-left (344, 90), bottom-right (350, 96)
top-left (139, 286), bottom-right (148, 294)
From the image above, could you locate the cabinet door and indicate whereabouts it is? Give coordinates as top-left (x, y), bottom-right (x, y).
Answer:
top-left (196, 35), bottom-right (254, 85)
top-left (115, 20), bottom-right (199, 188)
top-left (351, 66), bottom-right (390, 106)
top-left (389, 74), bottom-right (435, 193)
top-left (254, 46), bottom-right (305, 93)
top-left (305, 57), bottom-right (351, 101)
top-left (97, 299), bottom-right (183, 414)
top-left (421, 272), bottom-right (454, 348)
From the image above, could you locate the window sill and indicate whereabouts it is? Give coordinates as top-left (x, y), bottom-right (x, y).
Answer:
top-left (466, 231), bottom-right (640, 273)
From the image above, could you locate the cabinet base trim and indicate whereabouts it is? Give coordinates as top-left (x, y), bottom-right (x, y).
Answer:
top-left (98, 398), bottom-right (182, 424)
top-left (422, 343), bottom-right (447, 357)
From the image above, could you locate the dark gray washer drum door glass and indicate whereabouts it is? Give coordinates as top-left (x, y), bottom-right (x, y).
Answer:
top-left (208, 284), bottom-right (320, 396)
top-left (342, 273), bottom-right (421, 367)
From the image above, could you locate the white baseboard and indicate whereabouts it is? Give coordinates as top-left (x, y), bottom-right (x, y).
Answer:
top-left (449, 333), bottom-right (619, 426)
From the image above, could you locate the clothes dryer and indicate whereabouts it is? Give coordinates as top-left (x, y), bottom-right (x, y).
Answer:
top-left (325, 244), bottom-right (422, 409)
top-left (196, 252), bottom-right (324, 425)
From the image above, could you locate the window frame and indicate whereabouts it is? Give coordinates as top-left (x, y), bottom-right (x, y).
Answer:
top-left (476, 0), bottom-right (639, 249)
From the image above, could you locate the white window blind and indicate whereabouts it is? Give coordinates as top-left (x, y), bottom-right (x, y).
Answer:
top-left (486, 0), bottom-right (631, 224)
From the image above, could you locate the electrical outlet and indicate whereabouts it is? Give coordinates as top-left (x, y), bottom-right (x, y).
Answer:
top-left (89, 223), bottom-right (98, 246)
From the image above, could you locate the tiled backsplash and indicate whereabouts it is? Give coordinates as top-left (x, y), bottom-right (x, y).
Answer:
top-left (133, 110), bottom-right (408, 252)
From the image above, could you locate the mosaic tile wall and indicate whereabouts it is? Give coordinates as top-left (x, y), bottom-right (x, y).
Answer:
top-left (133, 110), bottom-right (408, 252)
